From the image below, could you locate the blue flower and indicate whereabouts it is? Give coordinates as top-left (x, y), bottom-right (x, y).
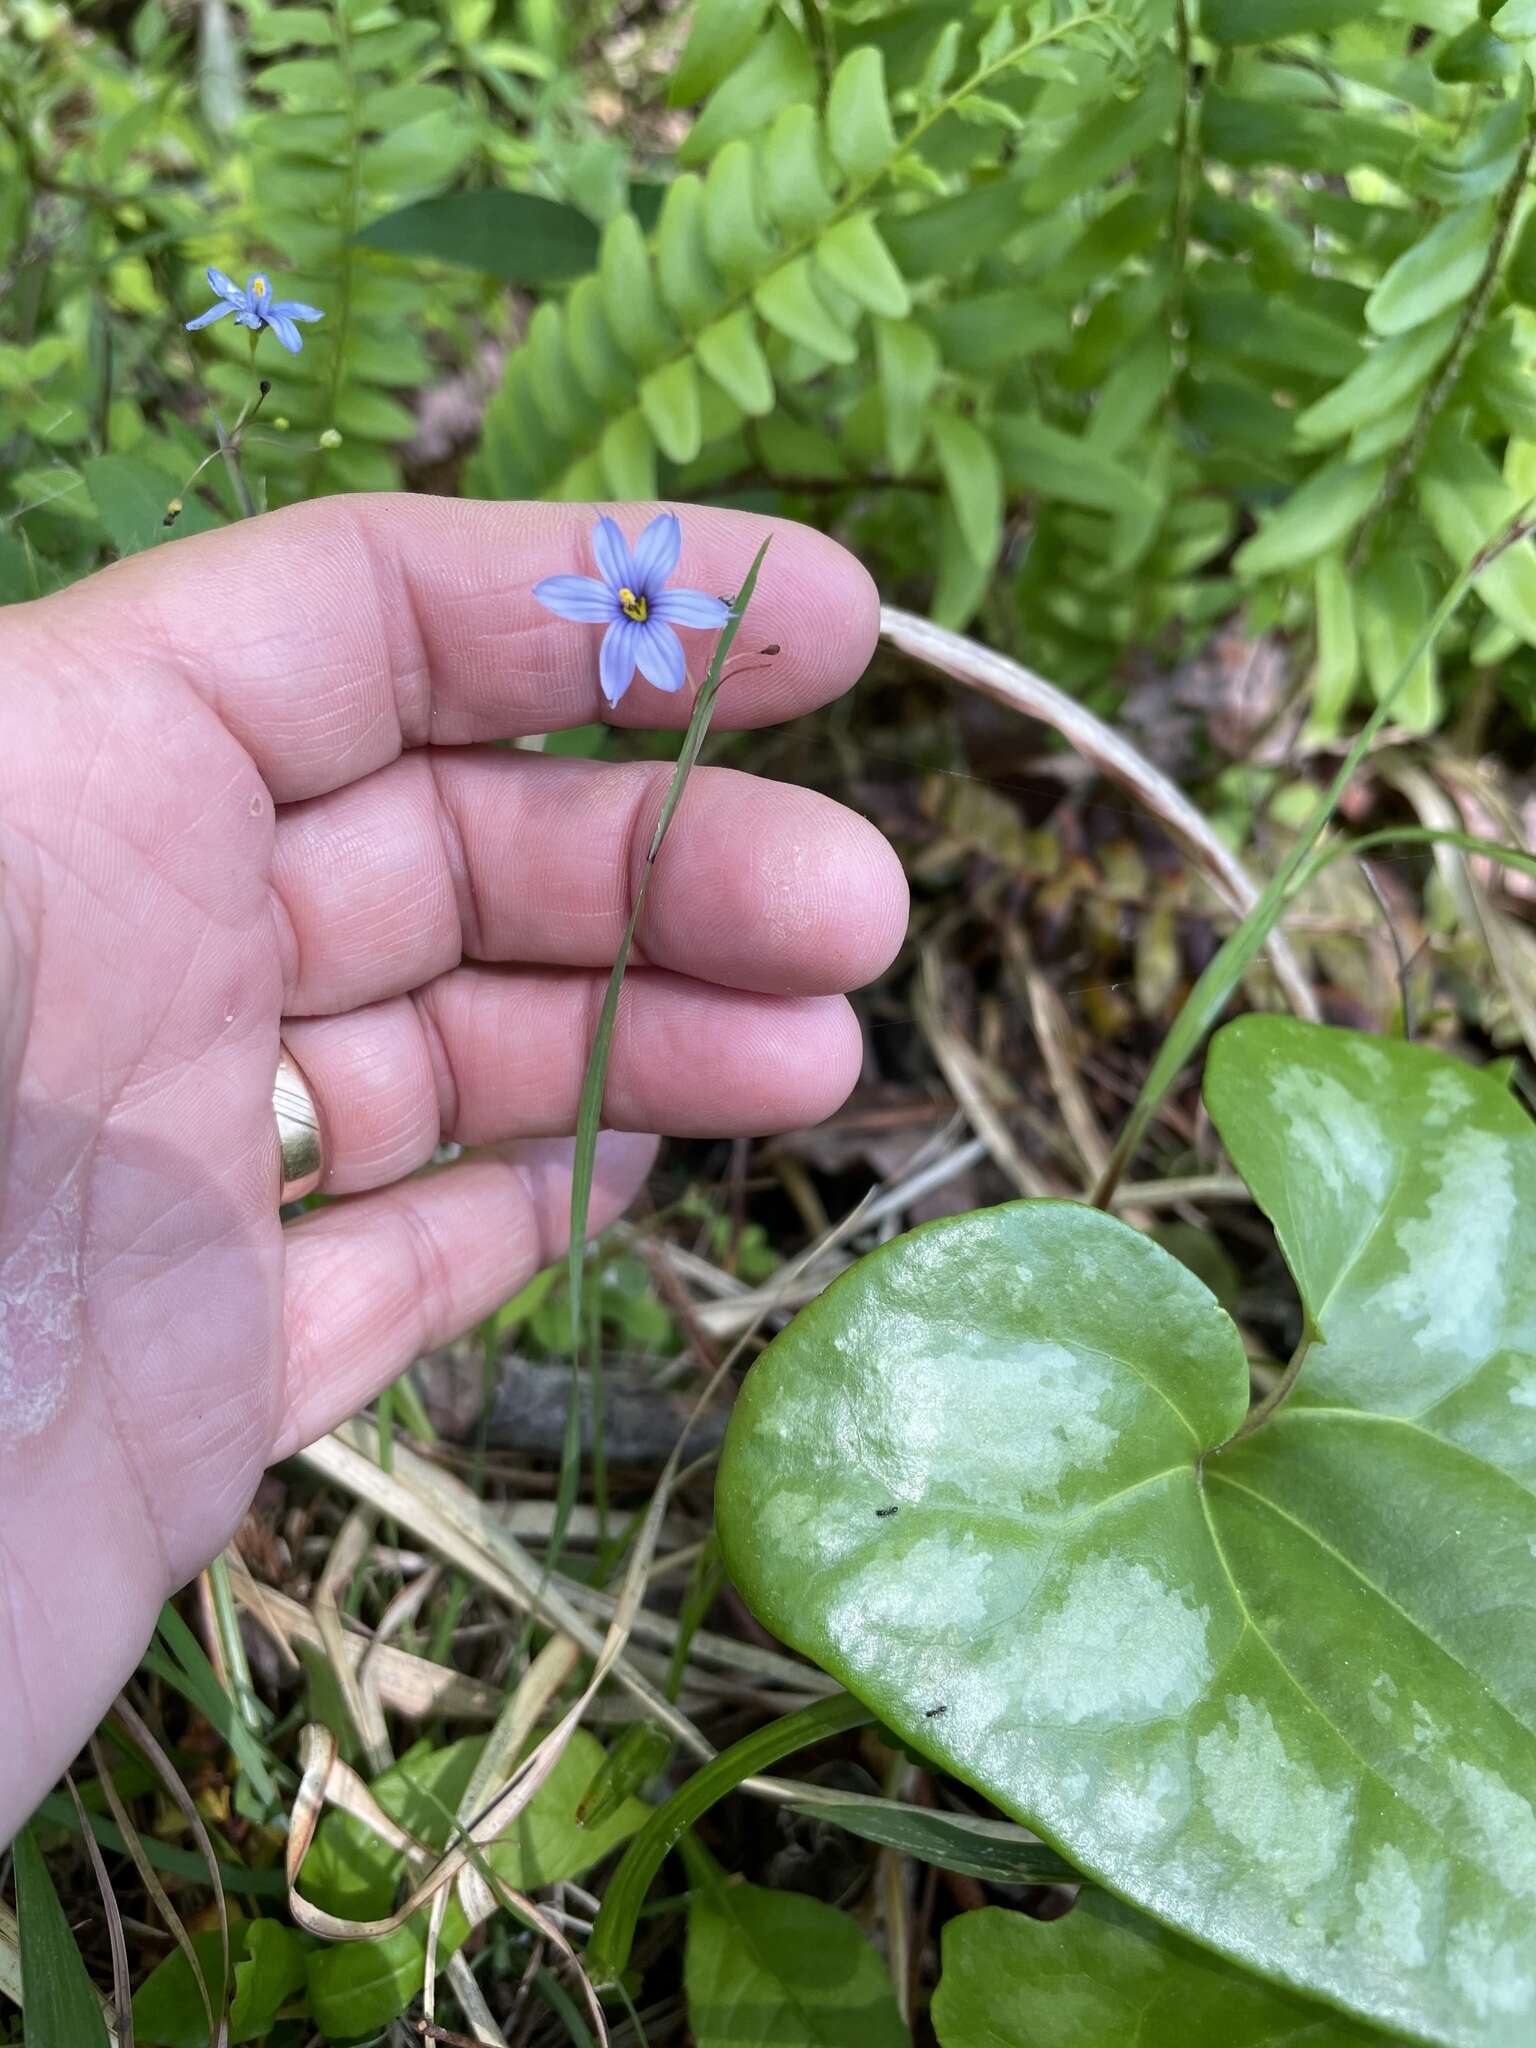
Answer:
top-left (184, 269), bottom-right (324, 354)
top-left (533, 513), bottom-right (733, 705)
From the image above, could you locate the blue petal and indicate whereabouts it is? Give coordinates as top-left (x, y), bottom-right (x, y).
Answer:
top-left (206, 266), bottom-right (241, 302)
top-left (632, 620), bottom-right (688, 692)
top-left (649, 587), bottom-right (732, 630)
top-left (629, 511), bottom-right (681, 594)
top-left (185, 301), bottom-right (235, 330)
top-left (599, 619), bottom-right (640, 705)
top-left (266, 313), bottom-right (304, 353)
top-left (533, 575), bottom-right (621, 624)
top-left (267, 299), bottom-right (324, 322)
top-left (592, 516), bottom-right (637, 595)
top-left (234, 310), bottom-right (263, 329)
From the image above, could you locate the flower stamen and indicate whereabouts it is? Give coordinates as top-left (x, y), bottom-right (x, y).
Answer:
top-left (617, 586), bottom-right (648, 623)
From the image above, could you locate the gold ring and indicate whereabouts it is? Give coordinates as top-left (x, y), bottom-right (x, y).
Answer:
top-left (275, 1043), bottom-right (323, 1204)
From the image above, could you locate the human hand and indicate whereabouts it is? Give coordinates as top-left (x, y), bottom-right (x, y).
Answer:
top-left (0, 495), bottom-right (905, 1842)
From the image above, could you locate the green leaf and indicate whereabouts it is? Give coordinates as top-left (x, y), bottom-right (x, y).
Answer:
top-left (920, 292), bottom-right (1068, 374)
top-left (1417, 436), bottom-right (1536, 649)
top-left (135, 1920), bottom-right (308, 2048)
top-left (1356, 551), bottom-right (1443, 733)
top-left (1206, 1017), bottom-right (1536, 1468)
top-left (933, 1898), bottom-right (1384, 2047)
top-left (1025, 59), bottom-right (1179, 211)
top-left (814, 213), bottom-right (910, 318)
top-left (1504, 210), bottom-right (1536, 306)
top-left (874, 316), bottom-right (940, 475)
top-left (696, 309), bottom-right (776, 416)
top-left (1307, 553), bottom-right (1360, 738)
top-left (1233, 458), bottom-right (1385, 577)
top-left (656, 173), bottom-right (726, 330)
top-left (13, 1825), bottom-right (110, 2048)
top-left (687, 1882), bottom-right (910, 2047)
top-left (1204, 0), bottom-right (1389, 42)
top-left (565, 275), bottom-right (632, 408)
top-left (826, 47), bottom-right (898, 184)
top-left (82, 455), bottom-right (221, 553)
top-left (678, 17), bottom-right (817, 168)
top-left (1493, 0), bottom-right (1536, 36)
top-left (716, 1028), bottom-right (1536, 2048)
top-left (703, 139), bottom-right (778, 283)
top-left (640, 356), bottom-right (704, 464)
top-left (670, 0), bottom-right (772, 105)
top-left (1295, 310), bottom-right (1458, 446)
top-left (882, 175), bottom-right (1030, 277)
top-left (753, 256), bottom-right (859, 363)
top-left (993, 415), bottom-right (1161, 522)
top-left (304, 1730), bottom-right (649, 2039)
top-left (928, 406), bottom-right (1003, 566)
top-left (758, 102), bottom-right (838, 237)
top-left (1366, 204), bottom-right (1493, 337)
top-left (354, 189), bottom-right (599, 281)
top-left (598, 211), bottom-right (675, 366)
top-left (590, 1693), bottom-right (871, 1984)
top-left (788, 1793), bottom-right (1079, 1885)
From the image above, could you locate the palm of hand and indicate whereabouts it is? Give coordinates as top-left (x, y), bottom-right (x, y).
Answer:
top-left (0, 495), bottom-right (900, 1840)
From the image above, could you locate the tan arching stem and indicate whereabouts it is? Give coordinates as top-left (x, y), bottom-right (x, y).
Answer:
top-left (878, 605), bottom-right (1320, 1022)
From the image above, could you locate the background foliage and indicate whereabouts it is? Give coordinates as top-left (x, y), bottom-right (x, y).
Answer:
top-left (3, 1), bottom-right (1536, 2045)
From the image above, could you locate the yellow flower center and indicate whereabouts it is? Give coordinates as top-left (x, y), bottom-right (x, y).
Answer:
top-left (617, 586), bottom-right (648, 623)
top-left (252, 275), bottom-right (268, 296)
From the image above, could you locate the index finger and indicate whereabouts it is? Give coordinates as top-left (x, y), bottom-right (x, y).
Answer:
top-left (46, 494), bottom-right (880, 802)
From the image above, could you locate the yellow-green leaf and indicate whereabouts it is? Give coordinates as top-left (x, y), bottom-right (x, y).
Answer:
top-left (640, 356), bottom-right (704, 464)
top-left (826, 46), bottom-right (897, 184)
top-left (814, 212), bottom-right (910, 318)
top-left (753, 256), bottom-right (859, 362)
top-left (695, 308), bottom-right (776, 416)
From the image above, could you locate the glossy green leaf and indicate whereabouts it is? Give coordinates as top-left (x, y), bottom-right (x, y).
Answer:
top-left (1204, 0), bottom-right (1389, 42)
top-left (13, 1825), bottom-right (111, 2048)
top-left (640, 355), bottom-right (704, 464)
top-left (1295, 311), bottom-right (1457, 446)
top-left (929, 406), bottom-right (1003, 566)
top-left (1234, 458), bottom-right (1385, 576)
top-left (993, 415), bottom-right (1158, 520)
top-left (932, 1899), bottom-right (1385, 2047)
top-left (826, 47), bottom-right (897, 184)
top-left (687, 1881), bottom-right (910, 2047)
top-left (670, 0), bottom-right (772, 105)
top-left (814, 212), bottom-right (910, 318)
top-left (1366, 204), bottom-right (1493, 337)
top-left (717, 1017), bottom-right (1536, 2047)
top-left (302, 1731), bottom-right (647, 2038)
top-left (874, 315), bottom-right (940, 475)
top-left (1205, 1017), bottom-right (1536, 1477)
top-left (753, 256), bottom-right (859, 363)
top-left (358, 188), bottom-right (606, 280)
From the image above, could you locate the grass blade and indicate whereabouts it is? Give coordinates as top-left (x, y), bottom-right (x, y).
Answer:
top-left (586, 1690), bottom-right (872, 1985)
top-left (12, 1823), bottom-right (112, 2048)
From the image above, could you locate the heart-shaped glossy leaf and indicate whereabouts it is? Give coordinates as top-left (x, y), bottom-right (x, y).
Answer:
top-left (715, 1025), bottom-right (1536, 2047)
top-left (932, 1898), bottom-right (1389, 2047)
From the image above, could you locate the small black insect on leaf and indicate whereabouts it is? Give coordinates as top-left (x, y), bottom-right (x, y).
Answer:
top-left (924, 1704), bottom-right (948, 1719)
top-left (874, 1505), bottom-right (899, 1519)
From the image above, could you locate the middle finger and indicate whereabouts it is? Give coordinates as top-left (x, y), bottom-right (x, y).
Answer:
top-left (269, 749), bottom-right (906, 1016)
